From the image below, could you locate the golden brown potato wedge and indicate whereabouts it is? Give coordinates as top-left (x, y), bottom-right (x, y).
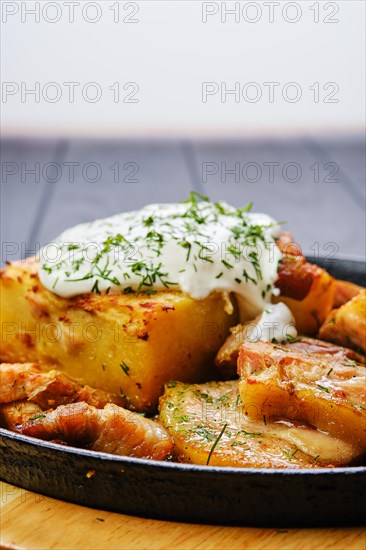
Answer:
top-left (159, 380), bottom-right (360, 468)
top-left (238, 341), bottom-right (366, 451)
top-left (0, 259), bottom-right (236, 412)
top-left (334, 280), bottom-right (364, 308)
top-left (319, 290), bottom-right (366, 354)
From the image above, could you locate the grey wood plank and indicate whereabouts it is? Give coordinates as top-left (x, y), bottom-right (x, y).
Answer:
top-left (308, 136), bottom-right (365, 204)
top-left (36, 139), bottom-right (193, 246)
top-left (3, 138), bottom-right (364, 261)
top-left (0, 139), bottom-right (60, 264)
top-left (190, 138), bottom-right (365, 258)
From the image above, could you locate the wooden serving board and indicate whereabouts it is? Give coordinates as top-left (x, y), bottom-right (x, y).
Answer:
top-left (1, 481), bottom-right (365, 550)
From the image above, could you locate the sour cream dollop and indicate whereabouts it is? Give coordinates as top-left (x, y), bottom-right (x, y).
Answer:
top-left (246, 302), bottom-right (298, 343)
top-left (39, 198), bottom-right (283, 320)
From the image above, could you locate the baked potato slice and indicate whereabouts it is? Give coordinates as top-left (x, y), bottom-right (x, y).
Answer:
top-left (0, 259), bottom-right (236, 412)
top-left (319, 290), bottom-right (366, 354)
top-left (238, 341), bottom-right (366, 451)
top-left (159, 380), bottom-right (359, 468)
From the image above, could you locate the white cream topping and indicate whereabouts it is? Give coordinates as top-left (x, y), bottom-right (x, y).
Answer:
top-left (245, 302), bottom-right (298, 343)
top-left (39, 197), bottom-right (283, 319)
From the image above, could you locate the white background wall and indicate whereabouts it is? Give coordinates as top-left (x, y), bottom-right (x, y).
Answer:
top-left (1, 1), bottom-right (365, 137)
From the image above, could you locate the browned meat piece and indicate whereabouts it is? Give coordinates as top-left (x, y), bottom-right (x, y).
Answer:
top-left (276, 231), bottom-right (303, 257)
top-left (0, 363), bottom-right (42, 402)
top-left (0, 400), bottom-right (43, 430)
top-left (276, 255), bottom-right (315, 301)
top-left (215, 333), bottom-right (365, 379)
top-left (287, 337), bottom-right (365, 363)
top-left (20, 401), bottom-right (174, 460)
top-left (0, 363), bottom-right (125, 409)
top-left (274, 233), bottom-right (335, 335)
top-left (275, 232), bottom-right (317, 300)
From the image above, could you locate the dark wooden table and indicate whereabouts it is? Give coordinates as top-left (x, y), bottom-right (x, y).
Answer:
top-left (1, 135), bottom-right (365, 263)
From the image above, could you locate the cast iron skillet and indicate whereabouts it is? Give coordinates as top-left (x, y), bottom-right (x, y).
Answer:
top-left (1, 256), bottom-right (365, 527)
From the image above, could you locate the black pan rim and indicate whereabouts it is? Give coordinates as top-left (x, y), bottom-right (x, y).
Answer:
top-left (305, 253), bottom-right (366, 263)
top-left (1, 428), bottom-right (365, 478)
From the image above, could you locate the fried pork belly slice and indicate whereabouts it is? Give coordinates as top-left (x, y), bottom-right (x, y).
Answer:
top-left (159, 381), bottom-right (358, 468)
top-left (0, 363), bottom-right (42, 402)
top-left (215, 331), bottom-right (365, 380)
top-left (238, 341), bottom-right (366, 451)
top-left (287, 337), bottom-right (365, 364)
top-left (0, 400), bottom-right (43, 430)
top-left (319, 290), bottom-right (366, 354)
top-left (20, 401), bottom-right (173, 460)
top-left (274, 234), bottom-right (335, 335)
top-left (0, 363), bottom-right (125, 409)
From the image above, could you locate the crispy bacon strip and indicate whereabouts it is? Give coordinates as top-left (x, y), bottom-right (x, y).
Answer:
top-left (0, 363), bottom-right (125, 409)
top-left (276, 233), bottom-right (322, 301)
top-left (0, 400), bottom-right (43, 431)
top-left (215, 333), bottom-right (365, 379)
top-left (20, 401), bottom-right (174, 460)
top-left (287, 337), bottom-right (365, 363)
top-left (0, 363), bottom-right (41, 403)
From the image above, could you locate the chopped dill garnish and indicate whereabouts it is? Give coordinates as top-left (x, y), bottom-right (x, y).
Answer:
top-left (120, 361), bottom-right (130, 376)
top-left (222, 259), bottom-right (234, 270)
top-left (206, 423), bottom-right (227, 465)
top-left (29, 413), bottom-right (47, 421)
top-left (317, 384), bottom-right (329, 393)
